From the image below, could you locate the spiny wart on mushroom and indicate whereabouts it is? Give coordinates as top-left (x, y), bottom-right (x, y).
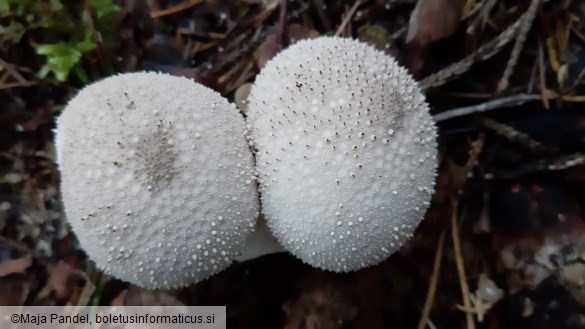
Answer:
top-left (247, 37), bottom-right (437, 272)
top-left (56, 72), bottom-right (260, 289)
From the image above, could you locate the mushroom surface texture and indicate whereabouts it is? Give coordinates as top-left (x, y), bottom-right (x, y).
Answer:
top-left (247, 37), bottom-right (437, 272)
top-left (57, 72), bottom-right (259, 289)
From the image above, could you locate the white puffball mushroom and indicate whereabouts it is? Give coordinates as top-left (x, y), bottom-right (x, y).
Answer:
top-left (247, 37), bottom-right (437, 272)
top-left (57, 72), bottom-right (259, 289)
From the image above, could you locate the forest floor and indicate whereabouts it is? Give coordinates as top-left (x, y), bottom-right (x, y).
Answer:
top-left (1, 0), bottom-right (585, 328)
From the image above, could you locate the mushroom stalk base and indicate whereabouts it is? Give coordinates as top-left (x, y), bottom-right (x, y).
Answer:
top-left (236, 216), bottom-right (286, 262)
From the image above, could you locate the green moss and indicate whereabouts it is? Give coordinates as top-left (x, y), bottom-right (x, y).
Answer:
top-left (1, 0), bottom-right (120, 82)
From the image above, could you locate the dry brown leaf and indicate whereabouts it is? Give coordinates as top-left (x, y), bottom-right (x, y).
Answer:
top-left (287, 23), bottom-right (320, 43)
top-left (0, 277), bottom-right (30, 306)
top-left (406, 0), bottom-right (462, 47)
top-left (40, 260), bottom-right (84, 301)
top-left (0, 254), bottom-right (32, 276)
top-left (111, 286), bottom-right (184, 306)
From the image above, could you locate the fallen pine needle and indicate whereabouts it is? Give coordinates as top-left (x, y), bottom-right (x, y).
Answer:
top-left (151, 0), bottom-right (203, 18)
top-left (417, 230), bottom-right (446, 329)
top-left (433, 94), bottom-right (540, 122)
top-left (335, 0), bottom-right (361, 37)
top-left (451, 201), bottom-right (475, 329)
top-left (420, 6), bottom-right (529, 90)
top-left (496, 0), bottom-right (541, 93)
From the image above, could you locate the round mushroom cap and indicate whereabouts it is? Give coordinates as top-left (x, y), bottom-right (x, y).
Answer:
top-left (247, 37), bottom-right (437, 272)
top-left (57, 72), bottom-right (259, 289)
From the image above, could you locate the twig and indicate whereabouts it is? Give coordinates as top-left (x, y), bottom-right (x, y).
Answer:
top-left (335, 0), bottom-right (361, 37)
top-left (0, 59), bottom-right (28, 84)
top-left (433, 94), bottom-right (540, 122)
top-left (225, 59), bottom-right (256, 93)
top-left (466, 0), bottom-right (497, 34)
top-left (0, 59), bottom-right (36, 89)
top-left (480, 118), bottom-right (557, 154)
top-left (572, 25), bottom-right (585, 43)
top-left (497, 0), bottom-right (541, 93)
top-left (479, 0), bottom-right (497, 28)
top-left (566, 67), bottom-right (585, 92)
top-left (527, 46), bottom-right (539, 93)
top-left (451, 201), bottom-right (475, 329)
top-left (277, 0), bottom-right (286, 45)
top-left (205, 3), bottom-right (309, 76)
top-left (488, 153), bottom-right (585, 179)
top-left (420, 9), bottom-right (527, 90)
top-left (561, 95), bottom-right (585, 102)
top-left (462, 0), bottom-right (482, 21)
top-left (537, 41), bottom-right (551, 108)
top-left (83, 0), bottom-right (107, 77)
top-left (151, 0), bottom-right (203, 18)
top-left (456, 294), bottom-right (494, 323)
top-left (0, 81), bottom-right (38, 90)
top-left (217, 59), bottom-right (249, 85)
top-left (417, 231), bottom-right (446, 329)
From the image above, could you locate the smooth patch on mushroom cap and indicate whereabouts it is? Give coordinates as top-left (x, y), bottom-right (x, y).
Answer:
top-left (57, 72), bottom-right (259, 289)
top-left (247, 37), bottom-right (437, 272)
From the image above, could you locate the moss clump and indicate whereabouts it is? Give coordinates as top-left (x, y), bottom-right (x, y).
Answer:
top-left (0, 0), bottom-right (120, 82)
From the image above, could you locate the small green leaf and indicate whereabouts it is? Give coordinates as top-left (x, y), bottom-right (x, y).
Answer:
top-left (76, 39), bottom-right (96, 53)
top-left (74, 65), bottom-right (90, 84)
top-left (34, 40), bottom-right (96, 82)
top-left (88, 0), bottom-right (120, 18)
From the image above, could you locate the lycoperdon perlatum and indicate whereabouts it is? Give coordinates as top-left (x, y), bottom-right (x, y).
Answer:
top-left (247, 37), bottom-right (437, 272)
top-left (56, 72), bottom-right (259, 289)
